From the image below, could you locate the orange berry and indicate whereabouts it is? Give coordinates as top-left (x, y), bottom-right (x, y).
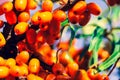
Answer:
top-left (53, 10), bottom-right (66, 22)
top-left (0, 66), bottom-right (9, 78)
top-left (28, 58), bottom-right (41, 74)
top-left (15, 0), bottom-right (27, 11)
top-left (68, 9), bottom-right (79, 24)
top-left (52, 63), bottom-right (65, 75)
top-left (26, 0), bottom-right (37, 10)
top-left (107, 0), bottom-right (116, 6)
top-left (39, 11), bottom-right (52, 24)
top-left (18, 11), bottom-right (30, 22)
top-left (27, 74), bottom-right (43, 80)
top-left (67, 61), bottom-right (79, 78)
top-left (5, 58), bottom-right (16, 68)
top-left (46, 74), bottom-right (56, 80)
top-left (0, 20), bottom-right (4, 28)
top-left (17, 41), bottom-right (27, 52)
top-left (1, 1), bottom-right (13, 13)
top-left (14, 22), bottom-right (29, 35)
top-left (87, 2), bottom-right (101, 15)
top-left (74, 69), bottom-right (90, 80)
top-left (42, 0), bottom-right (53, 12)
top-left (31, 11), bottom-right (41, 25)
top-left (19, 65), bottom-right (28, 76)
top-left (72, 1), bottom-right (87, 15)
top-left (48, 19), bottom-right (61, 35)
top-left (26, 28), bottom-right (37, 44)
top-left (0, 56), bottom-right (5, 66)
top-left (5, 10), bottom-right (17, 25)
top-left (0, 32), bottom-right (6, 47)
top-left (59, 51), bottom-right (73, 66)
top-left (0, 6), bottom-right (4, 15)
top-left (98, 48), bottom-right (110, 60)
top-left (36, 30), bottom-right (46, 43)
top-left (10, 65), bottom-right (21, 77)
top-left (87, 69), bottom-right (98, 80)
top-left (79, 10), bottom-right (91, 26)
top-left (16, 51), bottom-right (29, 65)
top-left (39, 23), bottom-right (49, 31)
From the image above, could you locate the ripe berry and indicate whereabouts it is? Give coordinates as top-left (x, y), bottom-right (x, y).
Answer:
top-left (53, 10), bottom-right (66, 22)
top-left (14, 22), bottom-right (29, 35)
top-left (42, 0), bottom-right (53, 12)
top-left (52, 63), bottom-right (65, 75)
top-left (87, 2), bottom-right (101, 15)
top-left (5, 10), bottom-right (17, 25)
top-left (15, 0), bottom-right (27, 11)
top-left (72, 1), bottom-right (87, 15)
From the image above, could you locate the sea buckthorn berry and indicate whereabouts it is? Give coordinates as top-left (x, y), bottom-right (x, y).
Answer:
top-left (67, 61), bottom-right (79, 78)
top-left (74, 69), bottom-right (90, 80)
top-left (0, 32), bottom-right (6, 47)
top-left (87, 2), bottom-right (101, 15)
top-left (0, 66), bottom-right (9, 78)
top-left (39, 23), bottom-right (49, 31)
top-left (1, 2), bottom-right (13, 13)
top-left (26, 28), bottom-right (37, 44)
top-left (10, 65), bottom-right (21, 77)
top-left (52, 63), bottom-right (65, 75)
top-left (26, 0), bottom-right (37, 10)
top-left (0, 6), bottom-right (4, 15)
top-left (0, 20), bottom-right (4, 28)
top-left (42, 0), bottom-right (53, 12)
top-left (98, 48), bottom-right (110, 60)
top-left (53, 10), bottom-right (66, 22)
top-left (14, 22), bottom-right (29, 35)
top-left (17, 41), bottom-right (27, 52)
top-left (19, 65), bottom-right (28, 76)
top-left (39, 11), bottom-right (53, 24)
top-left (15, 0), bottom-right (27, 11)
top-left (46, 74), bottom-right (56, 80)
top-left (36, 31), bottom-right (46, 43)
top-left (28, 58), bottom-right (41, 74)
top-left (68, 9), bottom-right (79, 24)
top-left (5, 58), bottom-right (16, 68)
top-left (72, 1), bottom-right (87, 15)
top-left (79, 10), bottom-right (91, 26)
top-left (87, 69), bottom-right (98, 80)
top-left (16, 51), bottom-right (29, 65)
top-left (31, 11), bottom-right (41, 25)
top-left (5, 10), bottom-right (17, 25)
top-left (48, 19), bottom-right (61, 35)
top-left (18, 11), bottom-right (30, 22)
top-left (107, 0), bottom-right (116, 6)
top-left (27, 74), bottom-right (43, 80)
top-left (59, 51), bottom-right (72, 66)
top-left (56, 75), bottom-right (71, 80)
top-left (0, 56), bottom-right (5, 66)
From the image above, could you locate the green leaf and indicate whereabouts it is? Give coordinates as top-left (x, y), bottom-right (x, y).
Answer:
top-left (69, 25), bottom-right (81, 46)
top-left (97, 33), bottom-right (120, 72)
top-left (61, 18), bottom-right (69, 27)
top-left (88, 27), bottom-right (105, 52)
top-left (89, 37), bottom-right (103, 66)
top-left (88, 27), bottom-right (105, 66)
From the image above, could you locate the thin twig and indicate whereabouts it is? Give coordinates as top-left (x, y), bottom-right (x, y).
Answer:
top-left (56, 48), bottom-right (62, 63)
top-left (107, 58), bottom-right (120, 76)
